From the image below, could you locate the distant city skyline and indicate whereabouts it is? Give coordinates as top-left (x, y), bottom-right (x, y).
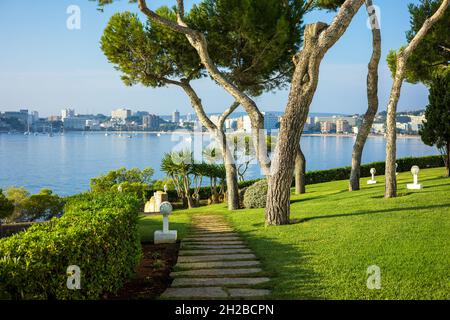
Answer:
top-left (0, 0), bottom-right (430, 117)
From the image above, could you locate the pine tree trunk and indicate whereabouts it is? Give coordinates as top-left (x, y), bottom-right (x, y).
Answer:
top-left (216, 129), bottom-right (240, 210)
top-left (266, 8), bottom-right (365, 225)
top-left (349, 0), bottom-right (381, 192)
top-left (385, 0), bottom-right (449, 197)
top-left (266, 23), bottom-right (330, 226)
top-left (295, 145), bottom-right (306, 195)
top-left (446, 141), bottom-right (450, 177)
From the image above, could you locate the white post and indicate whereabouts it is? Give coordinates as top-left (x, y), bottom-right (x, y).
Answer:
top-left (372, 172), bottom-right (375, 181)
top-left (163, 215), bottom-right (169, 233)
top-left (413, 173), bottom-right (418, 185)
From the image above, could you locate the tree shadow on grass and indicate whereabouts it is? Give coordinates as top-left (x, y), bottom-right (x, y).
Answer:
top-left (290, 189), bottom-right (348, 204)
top-left (296, 204), bottom-right (450, 223)
top-left (234, 229), bottom-right (325, 300)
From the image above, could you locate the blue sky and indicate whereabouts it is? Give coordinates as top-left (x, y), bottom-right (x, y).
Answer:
top-left (0, 0), bottom-right (429, 117)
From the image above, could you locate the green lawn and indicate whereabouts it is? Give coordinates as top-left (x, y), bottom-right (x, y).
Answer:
top-left (138, 210), bottom-right (192, 243)
top-left (139, 167), bottom-right (450, 300)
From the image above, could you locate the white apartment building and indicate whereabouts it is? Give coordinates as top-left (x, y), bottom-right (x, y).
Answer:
top-left (111, 108), bottom-right (131, 121)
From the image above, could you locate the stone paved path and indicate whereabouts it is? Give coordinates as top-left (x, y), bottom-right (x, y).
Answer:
top-left (161, 215), bottom-right (271, 299)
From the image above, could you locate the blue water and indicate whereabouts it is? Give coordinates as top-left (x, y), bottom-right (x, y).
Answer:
top-left (0, 132), bottom-right (438, 196)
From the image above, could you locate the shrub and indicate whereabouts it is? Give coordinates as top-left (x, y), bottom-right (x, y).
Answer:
top-left (90, 167), bottom-right (154, 193)
top-left (21, 189), bottom-right (65, 221)
top-left (243, 180), bottom-right (268, 209)
top-left (0, 192), bottom-right (142, 300)
top-left (0, 190), bottom-right (14, 222)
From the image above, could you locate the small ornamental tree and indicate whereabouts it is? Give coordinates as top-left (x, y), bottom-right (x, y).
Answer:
top-left (420, 72), bottom-right (450, 177)
top-left (384, 0), bottom-right (449, 198)
top-left (0, 190), bottom-right (14, 224)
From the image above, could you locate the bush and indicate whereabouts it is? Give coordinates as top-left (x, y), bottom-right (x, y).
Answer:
top-left (90, 167), bottom-right (154, 193)
top-left (0, 192), bottom-right (142, 300)
top-left (0, 190), bottom-right (14, 222)
top-left (243, 180), bottom-right (268, 209)
top-left (21, 189), bottom-right (65, 221)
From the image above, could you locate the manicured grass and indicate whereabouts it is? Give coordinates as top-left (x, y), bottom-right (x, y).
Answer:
top-left (225, 167), bottom-right (450, 300)
top-left (138, 211), bottom-right (193, 243)
top-left (138, 167), bottom-right (450, 299)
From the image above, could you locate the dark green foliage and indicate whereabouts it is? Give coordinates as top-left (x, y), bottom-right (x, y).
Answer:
top-left (0, 192), bottom-right (141, 300)
top-left (189, 0), bottom-right (305, 95)
top-left (100, 10), bottom-right (203, 87)
top-left (90, 167), bottom-right (154, 193)
top-left (0, 190), bottom-right (14, 221)
top-left (20, 189), bottom-right (65, 221)
top-left (420, 73), bottom-right (450, 174)
top-left (243, 180), bottom-right (268, 209)
top-left (313, 0), bottom-right (346, 11)
top-left (387, 0), bottom-right (449, 85)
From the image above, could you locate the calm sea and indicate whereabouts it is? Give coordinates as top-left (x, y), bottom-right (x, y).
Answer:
top-left (0, 132), bottom-right (438, 196)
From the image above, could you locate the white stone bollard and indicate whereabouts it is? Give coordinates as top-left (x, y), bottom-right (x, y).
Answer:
top-left (407, 166), bottom-right (423, 190)
top-left (367, 168), bottom-right (377, 184)
top-left (154, 202), bottom-right (177, 244)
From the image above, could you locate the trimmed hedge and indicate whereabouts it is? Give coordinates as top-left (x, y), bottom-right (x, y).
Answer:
top-left (0, 192), bottom-right (142, 300)
top-left (145, 156), bottom-right (444, 202)
top-left (301, 155), bottom-right (444, 186)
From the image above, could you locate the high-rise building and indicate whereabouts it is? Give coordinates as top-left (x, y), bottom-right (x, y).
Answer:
top-left (336, 119), bottom-right (351, 133)
top-left (320, 121), bottom-right (336, 133)
top-left (3, 110), bottom-right (29, 124)
top-left (111, 108), bottom-right (131, 120)
top-left (143, 114), bottom-right (161, 131)
top-left (263, 112), bottom-right (279, 131)
top-left (172, 110), bottom-right (180, 123)
top-left (29, 111), bottom-right (39, 123)
top-left (61, 108), bottom-right (75, 121)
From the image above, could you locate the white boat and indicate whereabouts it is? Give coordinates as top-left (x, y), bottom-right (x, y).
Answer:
top-left (157, 133), bottom-right (161, 137)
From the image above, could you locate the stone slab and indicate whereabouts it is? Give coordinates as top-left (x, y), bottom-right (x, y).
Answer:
top-left (171, 268), bottom-right (262, 277)
top-left (176, 260), bottom-right (260, 270)
top-left (154, 230), bottom-right (177, 244)
top-left (177, 253), bottom-right (257, 264)
top-left (228, 289), bottom-right (271, 298)
top-left (183, 237), bottom-right (241, 242)
top-left (181, 245), bottom-right (247, 250)
top-left (172, 277), bottom-right (270, 287)
top-left (179, 249), bottom-right (252, 256)
top-left (182, 241), bottom-right (245, 245)
top-left (161, 287), bottom-right (227, 299)
top-left (186, 232), bottom-right (239, 238)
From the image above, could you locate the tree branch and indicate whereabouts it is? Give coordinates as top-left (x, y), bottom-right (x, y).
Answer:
top-left (218, 102), bottom-right (240, 128)
top-left (318, 0), bottom-right (366, 51)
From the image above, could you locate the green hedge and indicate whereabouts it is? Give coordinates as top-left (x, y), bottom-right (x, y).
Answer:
top-left (301, 155), bottom-right (444, 185)
top-left (235, 155), bottom-right (443, 189)
top-left (146, 155), bottom-right (444, 201)
top-left (0, 193), bottom-right (142, 300)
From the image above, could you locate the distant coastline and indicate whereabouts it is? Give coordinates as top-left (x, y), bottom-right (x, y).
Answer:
top-left (0, 130), bottom-right (423, 139)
